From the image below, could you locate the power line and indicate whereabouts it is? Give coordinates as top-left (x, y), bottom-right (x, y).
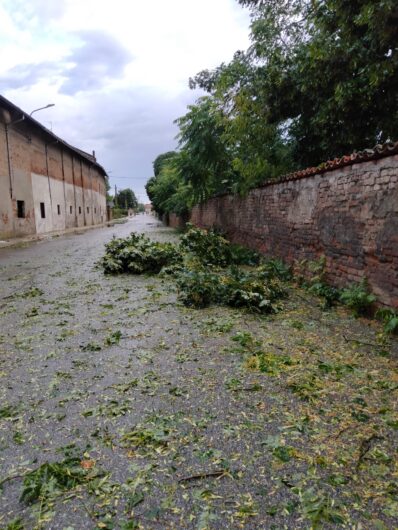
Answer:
top-left (108, 176), bottom-right (149, 180)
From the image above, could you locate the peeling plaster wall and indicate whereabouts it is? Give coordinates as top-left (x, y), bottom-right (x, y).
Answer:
top-left (190, 156), bottom-right (398, 308)
top-left (0, 123), bottom-right (107, 240)
top-left (31, 173), bottom-right (54, 234)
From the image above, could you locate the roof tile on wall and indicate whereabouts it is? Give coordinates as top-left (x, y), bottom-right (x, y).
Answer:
top-left (266, 140), bottom-right (398, 187)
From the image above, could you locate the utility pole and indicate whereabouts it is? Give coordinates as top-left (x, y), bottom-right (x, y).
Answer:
top-left (114, 184), bottom-right (117, 207)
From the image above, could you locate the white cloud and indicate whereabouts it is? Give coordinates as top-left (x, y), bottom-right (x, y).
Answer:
top-left (0, 0), bottom-right (251, 200)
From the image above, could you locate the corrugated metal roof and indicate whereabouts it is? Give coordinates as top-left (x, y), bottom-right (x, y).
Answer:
top-left (0, 94), bottom-right (108, 176)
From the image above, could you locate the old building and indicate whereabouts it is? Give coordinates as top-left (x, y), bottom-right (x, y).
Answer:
top-left (0, 95), bottom-right (108, 240)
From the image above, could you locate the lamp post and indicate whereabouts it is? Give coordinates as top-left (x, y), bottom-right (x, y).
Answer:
top-left (30, 103), bottom-right (55, 117)
top-left (6, 103), bottom-right (56, 199)
top-left (9, 103), bottom-right (55, 126)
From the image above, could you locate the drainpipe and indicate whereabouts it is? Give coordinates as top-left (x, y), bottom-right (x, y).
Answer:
top-left (4, 123), bottom-right (15, 236)
top-left (4, 124), bottom-right (13, 199)
top-left (71, 157), bottom-right (78, 227)
top-left (61, 150), bottom-right (67, 228)
top-left (89, 165), bottom-right (94, 225)
top-left (4, 115), bottom-right (33, 197)
top-left (81, 160), bottom-right (87, 226)
top-left (45, 144), bottom-right (54, 227)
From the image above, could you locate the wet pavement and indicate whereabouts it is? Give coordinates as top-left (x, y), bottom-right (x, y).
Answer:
top-left (0, 215), bottom-right (397, 530)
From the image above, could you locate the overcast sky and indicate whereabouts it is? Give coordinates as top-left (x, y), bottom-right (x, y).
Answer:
top-left (0, 0), bottom-right (251, 202)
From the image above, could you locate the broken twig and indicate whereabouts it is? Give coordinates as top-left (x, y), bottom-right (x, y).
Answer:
top-left (178, 470), bottom-right (226, 483)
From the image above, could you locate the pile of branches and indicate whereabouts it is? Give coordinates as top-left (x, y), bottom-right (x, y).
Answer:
top-left (177, 266), bottom-right (287, 313)
top-left (99, 225), bottom-right (291, 313)
top-left (100, 233), bottom-right (180, 274)
top-left (100, 225), bottom-right (389, 329)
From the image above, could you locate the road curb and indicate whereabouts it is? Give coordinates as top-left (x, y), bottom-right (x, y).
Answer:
top-left (0, 220), bottom-right (128, 249)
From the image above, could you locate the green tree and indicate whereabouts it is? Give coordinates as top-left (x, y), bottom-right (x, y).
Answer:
top-left (148, 0), bottom-right (398, 213)
top-left (285, 0), bottom-right (398, 165)
top-left (193, 0), bottom-right (398, 168)
top-left (153, 151), bottom-right (178, 176)
top-left (174, 97), bottom-right (236, 201)
top-left (116, 188), bottom-right (138, 210)
top-left (146, 157), bottom-right (193, 216)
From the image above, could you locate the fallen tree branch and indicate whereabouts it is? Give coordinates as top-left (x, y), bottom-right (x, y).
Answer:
top-left (178, 470), bottom-right (226, 483)
top-left (231, 386), bottom-right (261, 392)
top-left (333, 423), bottom-right (358, 439)
top-left (356, 435), bottom-right (383, 470)
top-left (0, 473), bottom-right (27, 489)
top-left (78, 498), bottom-right (98, 524)
top-left (342, 335), bottom-right (378, 349)
top-left (0, 280), bottom-right (33, 304)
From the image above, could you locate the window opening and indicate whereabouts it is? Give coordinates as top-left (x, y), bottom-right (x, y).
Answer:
top-left (17, 200), bottom-right (25, 218)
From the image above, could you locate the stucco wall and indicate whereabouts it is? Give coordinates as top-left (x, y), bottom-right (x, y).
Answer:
top-left (0, 122), bottom-right (107, 240)
top-left (190, 155), bottom-right (398, 308)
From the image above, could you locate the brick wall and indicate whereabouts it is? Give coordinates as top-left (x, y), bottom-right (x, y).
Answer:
top-left (189, 155), bottom-right (398, 308)
top-left (0, 121), bottom-right (107, 239)
top-left (168, 213), bottom-right (186, 229)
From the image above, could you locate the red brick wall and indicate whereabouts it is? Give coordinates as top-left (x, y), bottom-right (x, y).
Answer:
top-left (168, 213), bottom-right (186, 229)
top-left (0, 120), bottom-right (108, 239)
top-left (189, 156), bottom-right (398, 308)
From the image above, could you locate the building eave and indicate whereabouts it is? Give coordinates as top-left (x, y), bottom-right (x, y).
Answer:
top-left (0, 94), bottom-right (108, 179)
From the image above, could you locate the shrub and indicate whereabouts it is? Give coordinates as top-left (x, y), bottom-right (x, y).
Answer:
top-left (295, 256), bottom-right (326, 287)
top-left (340, 279), bottom-right (376, 317)
top-left (179, 224), bottom-right (260, 266)
top-left (376, 308), bottom-right (398, 335)
top-left (220, 267), bottom-right (286, 313)
top-left (100, 226), bottom-right (261, 276)
top-left (176, 266), bottom-right (286, 313)
top-left (179, 224), bottom-right (231, 266)
top-left (176, 269), bottom-right (221, 308)
top-left (260, 258), bottom-right (292, 281)
top-left (295, 256), bottom-right (339, 309)
top-left (112, 207), bottom-right (128, 220)
top-left (229, 244), bottom-right (261, 266)
top-left (99, 233), bottom-right (180, 274)
top-left (308, 282), bottom-right (340, 310)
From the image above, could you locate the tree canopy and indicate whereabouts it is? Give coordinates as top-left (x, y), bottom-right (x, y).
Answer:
top-left (147, 0), bottom-right (398, 215)
top-left (116, 188), bottom-right (138, 210)
top-left (146, 152), bottom-right (193, 217)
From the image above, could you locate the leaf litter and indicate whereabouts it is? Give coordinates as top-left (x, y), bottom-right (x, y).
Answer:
top-left (0, 217), bottom-right (397, 529)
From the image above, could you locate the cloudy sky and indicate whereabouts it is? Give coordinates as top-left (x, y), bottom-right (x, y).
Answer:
top-left (0, 0), bottom-right (251, 202)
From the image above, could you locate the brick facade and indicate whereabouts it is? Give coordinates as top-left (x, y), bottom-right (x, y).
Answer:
top-left (189, 155), bottom-right (398, 308)
top-left (167, 213), bottom-right (186, 229)
top-left (0, 95), bottom-right (108, 240)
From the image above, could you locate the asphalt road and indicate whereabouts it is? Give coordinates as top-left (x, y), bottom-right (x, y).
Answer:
top-left (0, 215), bottom-right (397, 530)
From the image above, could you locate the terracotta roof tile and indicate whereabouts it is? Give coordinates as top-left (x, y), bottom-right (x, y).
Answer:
top-left (257, 140), bottom-right (398, 188)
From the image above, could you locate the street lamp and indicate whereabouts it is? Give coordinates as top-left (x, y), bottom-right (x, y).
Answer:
top-left (30, 103), bottom-right (55, 117)
top-left (9, 103), bottom-right (55, 126)
top-left (5, 102), bottom-right (56, 199)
